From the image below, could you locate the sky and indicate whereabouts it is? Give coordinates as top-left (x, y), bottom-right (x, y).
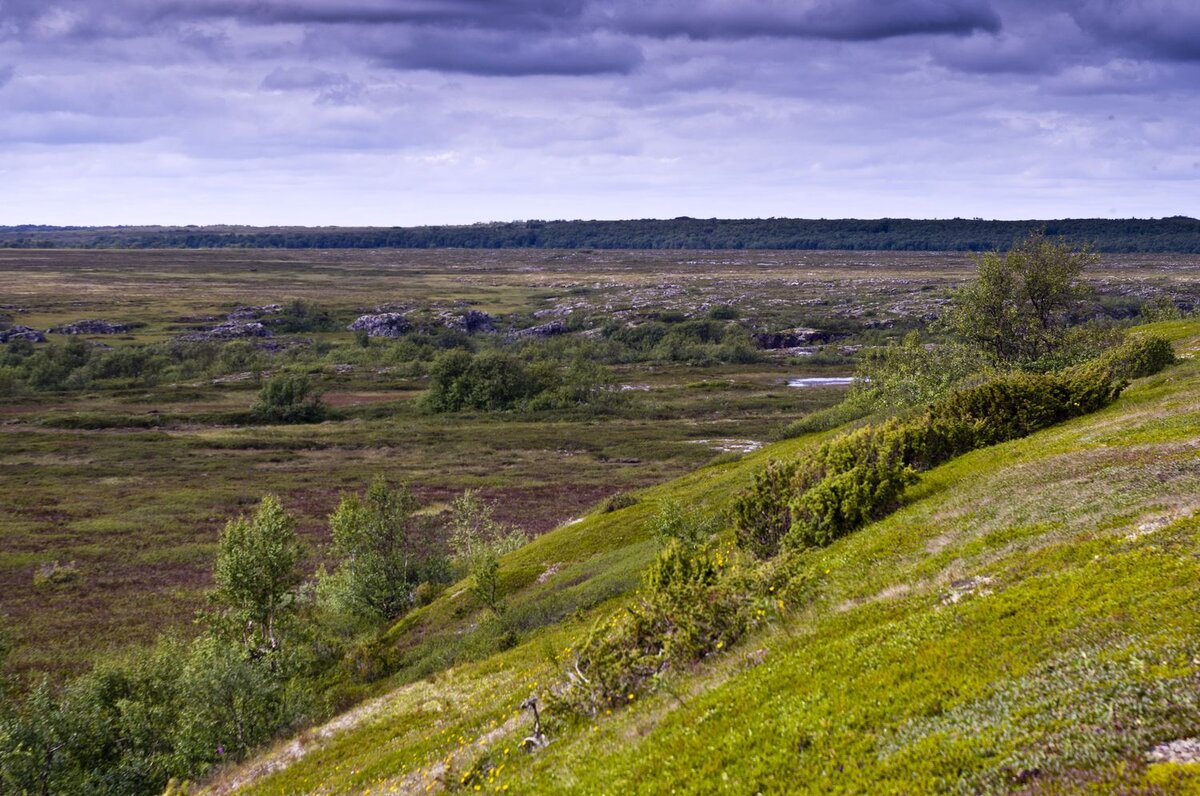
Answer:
top-left (0, 0), bottom-right (1198, 226)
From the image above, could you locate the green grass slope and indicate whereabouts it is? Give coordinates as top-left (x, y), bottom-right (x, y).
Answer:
top-left (214, 319), bottom-right (1200, 795)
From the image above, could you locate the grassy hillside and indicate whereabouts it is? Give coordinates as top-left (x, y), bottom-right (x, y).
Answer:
top-left (213, 319), bottom-right (1200, 795)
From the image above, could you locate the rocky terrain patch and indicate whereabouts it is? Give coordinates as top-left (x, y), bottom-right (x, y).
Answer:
top-left (0, 325), bottom-right (47, 343)
top-left (348, 312), bottom-right (412, 338)
top-left (50, 320), bottom-right (131, 335)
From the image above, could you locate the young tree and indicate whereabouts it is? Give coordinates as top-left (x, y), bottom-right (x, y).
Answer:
top-left (323, 476), bottom-right (429, 622)
top-left (447, 490), bottom-right (527, 613)
top-left (212, 496), bottom-right (303, 656)
top-left (944, 232), bottom-right (1096, 365)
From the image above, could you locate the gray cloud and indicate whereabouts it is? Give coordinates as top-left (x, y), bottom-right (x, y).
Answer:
top-left (1070, 0), bottom-right (1200, 61)
top-left (609, 0), bottom-right (1002, 41)
top-left (0, 0), bottom-right (1197, 223)
top-left (261, 65), bottom-right (350, 91)
top-left (367, 30), bottom-right (644, 76)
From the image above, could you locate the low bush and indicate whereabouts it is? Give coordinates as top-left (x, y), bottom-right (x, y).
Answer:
top-left (548, 541), bottom-right (752, 717)
top-left (600, 491), bottom-right (638, 513)
top-left (251, 373), bottom-right (326, 423)
top-left (737, 335), bottom-right (1175, 557)
top-left (649, 500), bottom-right (723, 548)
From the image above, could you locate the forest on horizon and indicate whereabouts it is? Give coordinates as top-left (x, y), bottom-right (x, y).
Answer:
top-left (2, 216), bottom-right (1199, 252)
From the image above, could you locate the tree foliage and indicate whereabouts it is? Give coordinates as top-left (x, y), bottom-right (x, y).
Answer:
top-left (447, 490), bottom-right (528, 613)
top-left (212, 496), bottom-right (303, 656)
top-left (944, 232), bottom-right (1096, 365)
top-left (322, 477), bottom-right (445, 622)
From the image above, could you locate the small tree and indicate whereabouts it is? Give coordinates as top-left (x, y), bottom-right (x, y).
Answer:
top-left (251, 373), bottom-right (326, 424)
top-left (212, 496), bottom-right (303, 656)
top-left (944, 232), bottom-right (1096, 365)
top-left (323, 477), bottom-right (430, 622)
top-left (447, 490), bottom-right (527, 613)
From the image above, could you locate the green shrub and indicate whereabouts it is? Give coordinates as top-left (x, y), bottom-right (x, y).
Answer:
top-left (649, 500), bottom-right (723, 548)
top-left (733, 459), bottom-right (799, 558)
top-left (737, 336), bottom-right (1177, 557)
top-left (447, 490), bottom-right (528, 614)
top-left (251, 373), bottom-right (326, 423)
top-left (600, 491), bottom-right (638, 513)
top-left (425, 348), bottom-right (615, 413)
top-left (320, 477), bottom-right (446, 623)
top-left (549, 541), bottom-right (751, 717)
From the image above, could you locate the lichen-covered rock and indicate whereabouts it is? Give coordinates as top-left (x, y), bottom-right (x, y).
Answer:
top-left (447, 309), bottom-right (496, 334)
top-left (512, 320), bottom-right (569, 338)
top-left (228, 304), bottom-right (283, 321)
top-left (752, 328), bottom-right (830, 349)
top-left (0, 325), bottom-right (48, 343)
top-left (51, 319), bottom-right (130, 335)
top-left (348, 313), bottom-right (412, 338)
top-left (178, 321), bottom-right (273, 342)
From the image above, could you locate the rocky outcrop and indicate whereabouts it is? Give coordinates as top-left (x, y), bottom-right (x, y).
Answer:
top-left (752, 328), bottom-right (830, 349)
top-left (0, 325), bottom-right (47, 343)
top-left (444, 309), bottom-right (496, 334)
top-left (178, 321), bottom-right (273, 342)
top-left (348, 313), bottom-right (411, 338)
top-left (511, 320), bottom-right (569, 338)
top-left (51, 320), bottom-right (130, 335)
top-left (228, 304), bottom-right (283, 321)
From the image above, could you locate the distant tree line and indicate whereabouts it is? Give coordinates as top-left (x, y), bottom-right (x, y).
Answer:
top-left (1, 217), bottom-right (1198, 252)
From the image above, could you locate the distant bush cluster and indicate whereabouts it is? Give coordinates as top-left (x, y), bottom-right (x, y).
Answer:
top-left (424, 350), bottom-right (614, 412)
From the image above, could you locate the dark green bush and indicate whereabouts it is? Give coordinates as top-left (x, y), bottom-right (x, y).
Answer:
top-left (549, 541), bottom-right (750, 717)
top-left (600, 491), bottom-right (638, 513)
top-left (733, 459), bottom-right (799, 558)
top-left (425, 349), bottom-right (611, 413)
top-left (251, 373), bottom-right (326, 423)
top-left (736, 335), bottom-right (1176, 557)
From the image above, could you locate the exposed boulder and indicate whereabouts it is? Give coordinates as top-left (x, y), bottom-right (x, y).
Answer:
top-left (348, 313), bottom-right (411, 338)
top-left (51, 319), bottom-right (130, 335)
top-left (178, 321), bottom-right (273, 342)
top-left (0, 325), bottom-right (47, 343)
top-left (752, 328), bottom-right (830, 349)
top-left (446, 309), bottom-right (497, 334)
top-left (228, 304), bottom-right (283, 321)
top-left (511, 320), bottom-right (569, 338)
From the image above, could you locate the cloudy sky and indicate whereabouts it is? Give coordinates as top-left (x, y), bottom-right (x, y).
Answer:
top-left (1, 0), bottom-right (1198, 225)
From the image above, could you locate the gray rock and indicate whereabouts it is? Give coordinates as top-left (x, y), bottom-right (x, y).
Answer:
top-left (348, 313), bottom-right (411, 338)
top-left (0, 325), bottom-right (47, 343)
top-left (752, 328), bottom-right (830, 349)
top-left (228, 304), bottom-right (283, 321)
top-left (178, 321), bottom-right (273, 342)
top-left (447, 309), bottom-right (496, 334)
top-left (512, 320), bottom-right (569, 338)
top-left (51, 319), bottom-right (130, 335)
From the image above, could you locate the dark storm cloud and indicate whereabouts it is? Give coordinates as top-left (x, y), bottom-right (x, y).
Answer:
top-left (1070, 0), bottom-right (1200, 61)
top-left (155, 0), bottom-right (588, 28)
top-left (607, 0), bottom-right (1002, 42)
top-left (363, 29), bottom-right (643, 76)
